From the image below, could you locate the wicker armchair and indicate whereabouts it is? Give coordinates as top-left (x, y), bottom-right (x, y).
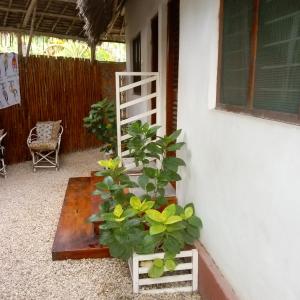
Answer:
top-left (0, 130), bottom-right (7, 178)
top-left (27, 121), bottom-right (63, 172)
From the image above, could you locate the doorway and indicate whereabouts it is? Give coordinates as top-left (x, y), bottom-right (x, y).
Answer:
top-left (166, 0), bottom-right (180, 135)
top-left (151, 14), bottom-right (159, 124)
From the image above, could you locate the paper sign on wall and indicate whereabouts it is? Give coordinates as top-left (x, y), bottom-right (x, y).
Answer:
top-left (0, 52), bottom-right (21, 109)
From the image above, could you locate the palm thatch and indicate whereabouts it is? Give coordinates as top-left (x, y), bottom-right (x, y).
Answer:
top-left (77, 0), bottom-right (114, 44)
top-left (0, 0), bottom-right (125, 44)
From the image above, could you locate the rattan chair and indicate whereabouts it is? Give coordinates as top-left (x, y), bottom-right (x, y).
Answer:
top-left (27, 121), bottom-right (63, 172)
top-left (0, 130), bottom-right (7, 178)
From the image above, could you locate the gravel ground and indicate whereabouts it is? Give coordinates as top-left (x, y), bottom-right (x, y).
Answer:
top-left (0, 149), bottom-right (200, 300)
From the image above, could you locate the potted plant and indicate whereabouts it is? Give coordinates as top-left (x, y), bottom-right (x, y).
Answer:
top-left (83, 98), bottom-right (117, 157)
top-left (90, 121), bottom-right (203, 294)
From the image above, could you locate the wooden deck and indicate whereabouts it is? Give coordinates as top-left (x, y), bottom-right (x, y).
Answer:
top-left (52, 176), bottom-right (110, 260)
top-left (52, 172), bottom-right (177, 260)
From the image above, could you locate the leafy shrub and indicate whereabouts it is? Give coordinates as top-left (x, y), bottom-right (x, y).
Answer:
top-left (90, 121), bottom-right (203, 278)
top-left (83, 99), bottom-right (117, 154)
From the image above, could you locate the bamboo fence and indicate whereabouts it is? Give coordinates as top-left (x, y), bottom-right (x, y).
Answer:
top-left (0, 56), bottom-right (125, 164)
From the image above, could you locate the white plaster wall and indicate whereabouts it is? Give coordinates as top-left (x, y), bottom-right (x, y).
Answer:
top-left (176, 1), bottom-right (300, 300)
top-left (125, 0), bottom-right (168, 133)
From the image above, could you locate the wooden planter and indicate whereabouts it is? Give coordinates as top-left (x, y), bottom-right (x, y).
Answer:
top-left (128, 249), bottom-right (198, 294)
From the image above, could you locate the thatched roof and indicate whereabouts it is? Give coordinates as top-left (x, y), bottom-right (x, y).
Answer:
top-left (0, 0), bottom-right (125, 44)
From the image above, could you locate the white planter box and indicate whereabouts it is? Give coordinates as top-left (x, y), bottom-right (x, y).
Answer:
top-left (128, 249), bottom-right (198, 294)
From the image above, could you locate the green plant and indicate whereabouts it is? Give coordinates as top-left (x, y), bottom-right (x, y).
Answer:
top-left (127, 121), bottom-right (185, 206)
top-left (83, 99), bottom-right (117, 154)
top-left (90, 121), bottom-right (203, 278)
top-left (99, 197), bottom-right (202, 277)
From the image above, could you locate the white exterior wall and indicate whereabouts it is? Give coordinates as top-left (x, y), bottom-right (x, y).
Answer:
top-left (125, 0), bottom-right (168, 133)
top-left (125, 0), bottom-right (300, 299)
top-left (177, 1), bottom-right (300, 300)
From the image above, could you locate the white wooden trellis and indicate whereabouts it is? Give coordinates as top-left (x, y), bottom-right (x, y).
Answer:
top-left (128, 249), bottom-right (198, 294)
top-left (115, 72), bottom-right (161, 170)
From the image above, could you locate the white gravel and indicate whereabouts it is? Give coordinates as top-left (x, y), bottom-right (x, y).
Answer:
top-left (0, 149), bottom-right (200, 300)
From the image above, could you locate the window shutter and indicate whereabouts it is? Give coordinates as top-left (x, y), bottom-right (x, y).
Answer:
top-left (221, 0), bottom-right (253, 106)
top-left (254, 0), bottom-right (300, 113)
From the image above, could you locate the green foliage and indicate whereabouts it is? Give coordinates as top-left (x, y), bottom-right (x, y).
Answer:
top-left (83, 99), bottom-right (117, 154)
top-left (89, 121), bottom-right (203, 278)
top-left (127, 121), bottom-right (186, 207)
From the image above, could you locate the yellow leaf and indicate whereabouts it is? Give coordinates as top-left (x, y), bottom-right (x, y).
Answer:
top-left (113, 204), bottom-right (123, 218)
top-left (164, 215), bottom-right (182, 225)
top-left (130, 196), bottom-right (142, 210)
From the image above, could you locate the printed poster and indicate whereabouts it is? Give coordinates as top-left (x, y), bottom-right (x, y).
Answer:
top-left (0, 52), bottom-right (21, 109)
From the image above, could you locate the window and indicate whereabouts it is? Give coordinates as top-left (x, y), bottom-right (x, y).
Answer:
top-left (132, 33), bottom-right (141, 95)
top-left (218, 0), bottom-right (300, 124)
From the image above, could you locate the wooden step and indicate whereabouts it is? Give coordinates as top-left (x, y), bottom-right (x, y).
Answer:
top-left (52, 177), bottom-right (110, 260)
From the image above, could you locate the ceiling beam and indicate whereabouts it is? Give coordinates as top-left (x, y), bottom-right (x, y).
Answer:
top-left (35, 0), bottom-right (53, 30)
top-left (26, 5), bottom-right (37, 57)
top-left (0, 27), bottom-right (125, 44)
top-left (3, 0), bottom-right (13, 26)
top-left (52, 4), bottom-right (69, 32)
top-left (0, 6), bottom-right (81, 22)
top-left (23, 0), bottom-right (37, 27)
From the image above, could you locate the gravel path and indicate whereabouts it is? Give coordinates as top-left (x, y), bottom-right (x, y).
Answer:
top-left (0, 149), bottom-right (200, 300)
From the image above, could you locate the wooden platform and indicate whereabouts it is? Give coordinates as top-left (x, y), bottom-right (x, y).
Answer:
top-left (52, 172), bottom-right (178, 260)
top-left (52, 176), bottom-right (110, 260)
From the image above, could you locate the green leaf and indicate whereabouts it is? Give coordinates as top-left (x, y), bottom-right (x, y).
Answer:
top-left (100, 222), bottom-right (119, 230)
top-left (143, 167), bottom-right (157, 178)
top-left (188, 215), bottom-right (203, 228)
top-left (130, 196), bottom-right (142, 210)
top-left (122, 208), bottom-right (137, 218)
top-left (113, 204), bottom-right (123, 218)
top-left (95, 182), bottom-right (109, 190)
top-left (165, 215), bottom-right (183, 225)
top-left (124, 218), bottom-right (141, 228)
top-left (163, 157), bottom-right (186, 172)
top-left (103, 176), bottom-right (114, 186)
top-left (146, 182), bottom-right (156, 192)
top-left (187, 225), bottom-right (200, 239)
top-left (138, 174), bottom-right (149, 189)
top-left (145, 209), bottom-right (165, 223)
top-left (148, 264), bottom-right (164, 278)
top-left (146, 142), bottom-right (163, 154)
top-left (166, 222), bottom-right (186, 232)
top-left (87, 214), bottom-right (102, 223)
top-left (184, 206), bottom-right (194, 219)
top-left (150, 224), bottom-right (166, 235)
top-left (167, 142), bottom-right (185, 151)
top-left (162, 204), bottom-right (176, 219)
top-left (163, 236), bottom-right (181, 255)
top-left (140, 201), bottom-right (155, 211)
top-left (165, 259), bottom-right (176, 271)
top-left (168, 129), bottom-right (182, 142)
top-left (153, 258), bottom-right (164, 268)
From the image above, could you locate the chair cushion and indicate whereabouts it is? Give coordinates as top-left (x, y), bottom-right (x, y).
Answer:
top-left (51, 120), bottom-right (62, 139)
top-left (36, 120), bottom-right (62, 140)
top-left (29, 139), bottom-right (58, 151)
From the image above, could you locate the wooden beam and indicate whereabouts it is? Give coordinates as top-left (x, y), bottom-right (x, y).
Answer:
top-left (104, 0), bottom-right (125, 39)
top-left (35, 0), bottom-right (53, 31)
top-left (3, 0), bottom-right (13, 26)
top-left (247, 0), bottom-right (260, 110)
top-left (90, 42), bottom-right (96, 63)
top-left (23, 0), bottom-right (37, 28)
top-left (66, 20), bottom-right (75, 35)
top-left (17, 33), bottom-right (23, 57)
top-left (0, 6), bottom-right (81, 22)
top-left (52, 4), bottom-right (69, 32)
top-left (0, 27), bottom-right (125, 44)
top-left (26, 6), bottom-right (37, 57)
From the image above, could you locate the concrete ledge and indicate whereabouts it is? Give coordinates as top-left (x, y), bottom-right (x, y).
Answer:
top-left (195, 241), bottom-right (239, 300)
